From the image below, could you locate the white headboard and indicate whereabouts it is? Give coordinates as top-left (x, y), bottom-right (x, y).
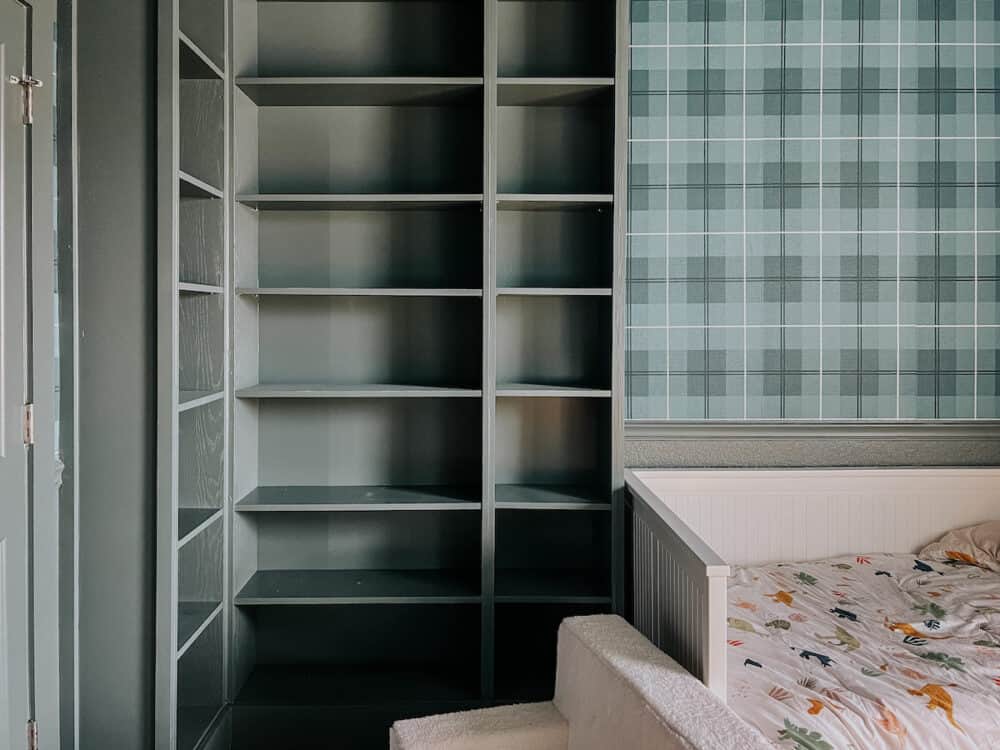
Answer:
top-left (633, 468), bottom-right (1000, 566)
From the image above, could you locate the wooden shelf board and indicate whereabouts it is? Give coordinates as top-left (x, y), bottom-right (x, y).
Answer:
top-left (235, 569), bottom-right (481, 606)
top-left (495, 569), bottom-right (610, 604)
top-left (498, 77), bottom-right (614, 106)
top-left (236, 77), bottom-right (484, 106)
top-left (496, 383), bottom-right (612, 398)
top-left (177, 601), bottom-right (222, 657)
top-left (496, 287), bottom-right (611, 297)
top-left (236, 383), bottom-right (482, 399)
top-left (497, 193), bottom-right (614, 211)
top-left (178, 390), bottom-right (225, 412)
top-left (237, 485), bottom-right (481, 512)
top-left (178, 508), bottom-right (222, 543)
top-left (495, 484), bottom-right (610, 510)
top-left (178, 31), bottom-right (224, 81)
top-left (179, 170), bottom-right (223, 200)
top-left (237, 287), bottom-right (482, 298)
top-left (237, 194), bottom-right (483, 211)
top-left (179, 282), bottom-right (224, 294)
top-left (235, 665), bottom-right (480, 708)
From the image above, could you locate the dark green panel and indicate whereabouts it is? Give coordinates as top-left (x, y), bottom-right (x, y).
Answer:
top-left (497, 295), bottom-right (611, 389)
top-left (498, 100), bottom-right (613, 194)
top-left (252, 510), bottom-right (481, 572)
top-left (256, 104), bottom-right (483, 194)
top-left (257, 399), bottom-right (483, 486)
top-left (256, 296), bottom-right (482, 388)
top-left (498, 0), bottom-right (615, 77)
top-left (256, 1), bottom-right (483, 76)
top-left (495, 397), bottom-right (611, 487)
top-left (494, 602), bottom-right (611, 702)
top-left (248, 604), bottom-right (481, 674)
top-left (497, 206), bottom-right (613, 288)
top-left (257, 208), bottom-right (482, 289)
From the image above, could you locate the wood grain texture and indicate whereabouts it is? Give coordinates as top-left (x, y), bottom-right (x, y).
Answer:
top-left (178, 292), bottom-right (225, 395)
top-left (179, 196), bottom-right (224, 286)
top-left (178, 515), bottom-right (224, 605)
top-left (180, 79), bottom-right (224, 189)
top-left (178, 399), bottom-right (225, 512)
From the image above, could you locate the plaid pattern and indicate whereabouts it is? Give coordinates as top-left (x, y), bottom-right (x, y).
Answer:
top-left (627, 0), bottom-right (1000, 420)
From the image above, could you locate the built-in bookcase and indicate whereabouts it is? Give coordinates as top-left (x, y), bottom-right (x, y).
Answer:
top-left (159, 1), bottom-right (625, 747)
top-left (159, 1), bottom-right (230, 749)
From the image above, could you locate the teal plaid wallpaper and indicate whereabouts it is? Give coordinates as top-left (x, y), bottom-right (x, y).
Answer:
top-left (627, 0), bottom-right (1000, 420)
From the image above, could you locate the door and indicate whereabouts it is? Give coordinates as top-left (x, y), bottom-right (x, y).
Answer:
top-left (0, 2), bottom-right (32, 749)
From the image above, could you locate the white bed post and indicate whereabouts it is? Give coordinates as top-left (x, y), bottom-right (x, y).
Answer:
top-left (704, 570), bottom-right (729, 702)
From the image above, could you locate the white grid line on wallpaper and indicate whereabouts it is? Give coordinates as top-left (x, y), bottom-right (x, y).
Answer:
top-left (626, 4), bottom-right (998, 421)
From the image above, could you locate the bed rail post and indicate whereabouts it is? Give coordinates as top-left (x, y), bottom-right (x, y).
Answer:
top-left (624, 470), bottom-right (730, 702)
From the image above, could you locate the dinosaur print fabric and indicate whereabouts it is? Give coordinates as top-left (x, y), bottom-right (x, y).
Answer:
top-left (727, 554), bottom-right (1000, 749)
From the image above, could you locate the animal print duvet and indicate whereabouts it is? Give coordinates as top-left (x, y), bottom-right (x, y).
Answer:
top-left (727, 553), bottom-right (1000, 749)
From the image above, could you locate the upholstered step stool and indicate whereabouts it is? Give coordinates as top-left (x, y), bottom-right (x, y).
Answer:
top-left (390, 614), bottom-right (770, 750)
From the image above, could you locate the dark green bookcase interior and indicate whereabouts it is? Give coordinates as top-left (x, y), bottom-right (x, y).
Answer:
top-left (162, 1), bottom-right (623, 748)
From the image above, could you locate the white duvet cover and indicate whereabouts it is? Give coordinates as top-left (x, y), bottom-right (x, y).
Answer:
top-left (727, 553), bottom-right (1000, 749)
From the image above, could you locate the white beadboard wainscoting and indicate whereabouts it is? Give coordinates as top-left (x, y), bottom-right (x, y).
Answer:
top-left (632, 468), bottom-right (1000, 567)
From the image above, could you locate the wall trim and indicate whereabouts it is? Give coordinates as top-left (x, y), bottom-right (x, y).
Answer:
top-left (626, 421), bottom-right (1000, 442)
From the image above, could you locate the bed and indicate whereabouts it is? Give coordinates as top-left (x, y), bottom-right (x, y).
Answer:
top-left (625, 468), bottom-right (1000, 748)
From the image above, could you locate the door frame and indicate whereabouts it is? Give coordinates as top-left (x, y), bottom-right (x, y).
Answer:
top-left (15, 0), bottom-right (61, 747)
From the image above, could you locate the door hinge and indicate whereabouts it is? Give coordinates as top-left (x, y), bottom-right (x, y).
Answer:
top-left (7, 74), bottom-right (43, 125)
top-left (26, 720), bottom-right (38, 750)
top-left (23, 404), bottom-right (35, 446)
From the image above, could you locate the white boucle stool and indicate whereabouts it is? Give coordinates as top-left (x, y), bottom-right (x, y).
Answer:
top-left (390, 614), bottom-right (771, 750)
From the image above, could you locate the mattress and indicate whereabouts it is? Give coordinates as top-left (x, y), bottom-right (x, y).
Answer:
top-left (727, 553), bottom-right (1000, 749)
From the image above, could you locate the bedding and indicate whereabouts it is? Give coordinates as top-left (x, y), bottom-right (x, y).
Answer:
top-left (920, 521), bottom-right (1000, 573)
top-left (727, 553), bottom-right (1000, 749)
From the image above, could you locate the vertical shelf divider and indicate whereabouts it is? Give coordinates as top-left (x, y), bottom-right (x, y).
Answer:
top-left (611, 0), bottom-right (630, 617)
top-left (481, 0), bottom-right (499, 701)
